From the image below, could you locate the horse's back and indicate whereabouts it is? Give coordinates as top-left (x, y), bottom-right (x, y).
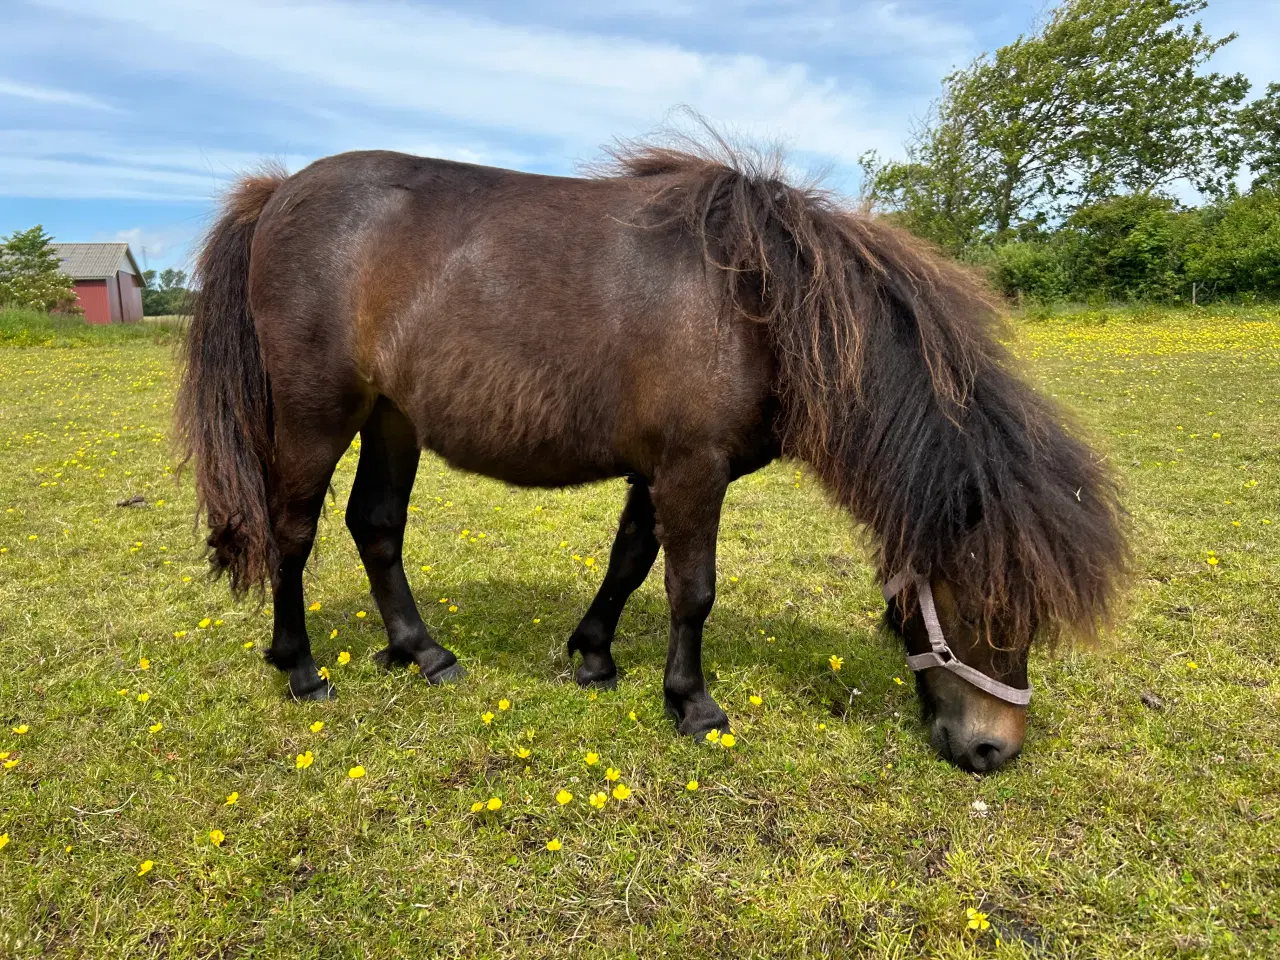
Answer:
top-left (248, 151), bottom-right (776, 486)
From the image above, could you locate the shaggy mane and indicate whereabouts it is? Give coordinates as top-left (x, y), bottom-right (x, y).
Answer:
top-left (600, 131), bottom-right (1128, 649)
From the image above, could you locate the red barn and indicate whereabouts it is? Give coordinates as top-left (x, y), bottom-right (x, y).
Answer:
top-left (53, 243), bottom-right (146, 324)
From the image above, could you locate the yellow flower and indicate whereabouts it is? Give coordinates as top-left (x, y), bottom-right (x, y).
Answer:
top-left (611, 784), bottom-right (631, 800)
top-left (532, 617), bottom-right (541, 624)
top-left (243, 641), bottom-right (254, 650)
top-left (3, 759), bottom-right (17, 770)
top-left (318, 667), bottom-right (331, 681)
top-left (337, 651), bottom-right (351, 665)
top-left (749, 695), bottom-right (762, 706)
top-left (628, 711), bottom-right (637, 722)
top-left (1187, 660), bottom-right (1199, 670)
top-left (589, 791), bottom-right (607, 809)
top-left (173, 631), bottom-right (187, 639)
top-left (966, 907), bottom-right (990, 931)
top-left (309, 721), bottom-right (324, 733)
top-left (481, 712), bottom-right (495, 725)
top-left (149, 722), bottom-right (163, 733)
top-left (486, 796), bottom-right (502, 811)
top-left (720, 733), bottom-right (736, 749)
top-left (584, 557), bottom-right (595, 567)
top-left (515, 746), bottom-right (531, 759)
top-left (0, 833), bottom-right (8, 850)
top-left (893, 677), bottom-right (905, 686)
top-left (448, 604), bottom-right (458, 613)
top-left (605, 767), bottom-right (620, 782)
top-left (295, 751), bottom-right (314, 769)
top-left (0, 752), bottom-right (8, 760)
top-left (199, 618), bottom-right (211, 629)
top-left (117, 688), bottom-right (128, 696)
top-left (545, 838), bottom-right (562, 852)
top-left (356, 610), bottom-right (367, 619)
top-left (470, 801), bottom-right (484, 812)
top-left (556, 789), bottom-right (574, 805)
top-left (498, 699), bottom-right (511, 711)
top-left (13, 724), bottom-right (29, 735)
top-left (686, 780), bottom-right (699, 791)
top-left (224, 792), bottom-right (238, 806)
top-left (348, 765), bottom-right (366, 779)
top-left (704, 730), bottom-right (720, 744)
top-left (136, 693), bottom-right (149, 703)
top-left (584, 751), bottom-right (599, 766)
top-left (209, 829), bottom-right (225, 847)
top-left (138, 657), bottom-right (150, 670)
top-left (829, 655), bottom-right (843, 672)
top-left (137, 860), bottom-right (154, 877)
top-left (1207, 556), bottom-right (1219, 566)
top-left (308, 601), bottom-right (321, 611)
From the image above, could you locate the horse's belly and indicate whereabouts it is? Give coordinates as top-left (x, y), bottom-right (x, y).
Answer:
top-left (402, 366), bottom-right (627, 488)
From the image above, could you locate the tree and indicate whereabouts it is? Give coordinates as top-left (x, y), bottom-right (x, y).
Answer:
top-left (1238, 83), bottom-right (1280, 188)
top-left (0, 225), bottom-right (79, 312)
top-left (869, 0), bottom-right (1248, 247)
top-left (141, 267), bottom-right (192, 315)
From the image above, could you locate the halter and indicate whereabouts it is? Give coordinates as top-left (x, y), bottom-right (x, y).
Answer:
top-left (882, 571), bottom-right (1032, 706)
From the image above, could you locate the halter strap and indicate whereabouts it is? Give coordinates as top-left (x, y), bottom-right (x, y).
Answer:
top-left (882, 571), bottom-right (1032, 706)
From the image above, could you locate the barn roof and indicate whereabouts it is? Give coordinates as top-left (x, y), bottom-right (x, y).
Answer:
top-left (52, 243), bottom-right (147, 285)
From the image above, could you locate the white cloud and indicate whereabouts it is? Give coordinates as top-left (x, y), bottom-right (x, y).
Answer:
top-left (0, 77), bottom-right (119, 111)
top-left (32, 0), bottom-right (910, 164)
top-left (103, 226), bottom-right (199, 267)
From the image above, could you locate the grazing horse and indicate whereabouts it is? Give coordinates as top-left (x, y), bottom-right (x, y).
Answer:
top-left (176, 138), bottom-right (1126, 772)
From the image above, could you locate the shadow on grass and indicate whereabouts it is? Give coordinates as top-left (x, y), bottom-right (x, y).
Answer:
top-left (306, 572), bottom-right (915, 729)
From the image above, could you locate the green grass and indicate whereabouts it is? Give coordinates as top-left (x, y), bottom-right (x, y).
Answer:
top-left (0, 307), bottom-right (182, 348)
top-left (2, 307), bottom-right (1277, 958)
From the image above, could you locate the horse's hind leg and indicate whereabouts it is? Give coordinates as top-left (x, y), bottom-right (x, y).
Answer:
top-left (568, 478), bottom-right (659, 686)
top-left (346, 397), bottom-right (462, 683)
top-left (267, 425), bottom-right (360, 701)
top-left (651, 454), bottom-right (731, 737)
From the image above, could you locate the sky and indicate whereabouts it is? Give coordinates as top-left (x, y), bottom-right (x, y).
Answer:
top-left (1, 0), bottom-right (1277, 273)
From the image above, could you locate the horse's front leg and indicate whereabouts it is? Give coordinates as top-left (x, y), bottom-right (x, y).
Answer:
top-left (568, 477), bottom-right (659, 686)
top-left (651, 454), bottom-right (731, 738)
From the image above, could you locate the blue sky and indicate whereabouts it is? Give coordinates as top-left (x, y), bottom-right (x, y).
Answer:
top-left (2, 0), bottom-right (1276, 273)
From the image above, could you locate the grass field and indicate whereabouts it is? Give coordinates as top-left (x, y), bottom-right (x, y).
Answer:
top-left (2, 306), bottom-right (1277, 958)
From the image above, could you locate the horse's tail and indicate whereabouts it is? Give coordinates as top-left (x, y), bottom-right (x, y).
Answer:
top-left (175, 165), bottom-right (287, 597)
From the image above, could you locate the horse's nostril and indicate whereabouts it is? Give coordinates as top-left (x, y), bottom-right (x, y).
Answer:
top-left (966, 739), bottom-right (1010, 772)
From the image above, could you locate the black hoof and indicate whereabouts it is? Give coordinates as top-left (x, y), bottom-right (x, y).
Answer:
top-left (288, 668), bottom-right (336, 702)
top-left (573, 652), bottom-right (619, 688)
top-left (425, 661), bottom-right (467, 685)
top-left (666, 694), bottom-right (730, 739)
top-left (375, 643), bottom-right (464, 685)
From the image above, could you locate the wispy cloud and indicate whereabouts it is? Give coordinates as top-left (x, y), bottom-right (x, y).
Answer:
top-left (32, 0), bottom-right (909, 163)
top-left (0, 77), bottom-right (118, 111)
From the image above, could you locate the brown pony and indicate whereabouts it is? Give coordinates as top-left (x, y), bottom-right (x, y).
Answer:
top-left (176, 136), bottom-right (1126, 772)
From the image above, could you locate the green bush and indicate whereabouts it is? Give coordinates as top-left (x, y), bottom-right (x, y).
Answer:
top-left (983, 241), bottom-right (1072, 301)
top-left (1186, 187), bottom-right (1280, 299)
top-left (1056, 195), bottom-right (1202, 303)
